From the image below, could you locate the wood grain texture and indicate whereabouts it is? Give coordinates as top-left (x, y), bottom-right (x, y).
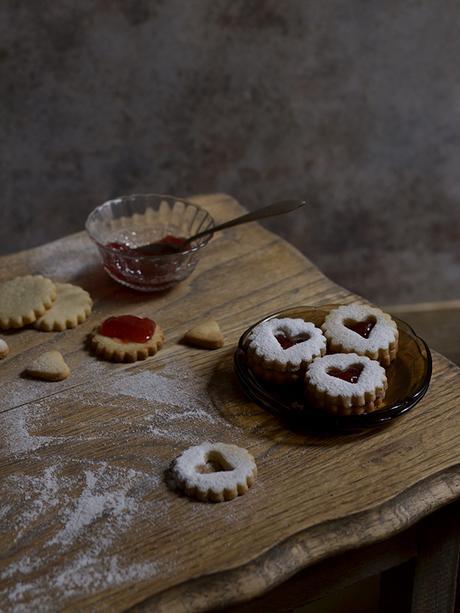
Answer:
top-left (0, 194), bottom-right (459, 612)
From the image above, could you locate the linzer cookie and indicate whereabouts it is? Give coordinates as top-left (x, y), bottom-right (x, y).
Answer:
top-left (321, 303), bottom-right (398, 366)
top-left (246, 317), bottom-right (326, 384)
top-left (0, 275), bottom-right (56, 329)
top-left (89, 314), bottom-right (164, 362)
top-left (171, 442), bottom-right (257, 503)
top-left (34, 282), bottom-right (92, 331)
top-left (305, 353), bottom-right (387, 415)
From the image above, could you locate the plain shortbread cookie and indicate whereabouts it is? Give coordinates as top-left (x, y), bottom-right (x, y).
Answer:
top-left (34, 282), bottom-right (93, 331)
top-left (25, 350), bottom-right (70, 381)
top-left (0, 275), bottom-right (56, 329)
top-left (182, 318), bottom-right (224, 349)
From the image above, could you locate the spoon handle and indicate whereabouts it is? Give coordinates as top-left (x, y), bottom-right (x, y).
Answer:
top-left (188, 199), bottom-right (308, 243)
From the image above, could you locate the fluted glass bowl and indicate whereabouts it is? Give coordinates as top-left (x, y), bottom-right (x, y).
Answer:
top-left (85, 194), bottom-right (215, 291)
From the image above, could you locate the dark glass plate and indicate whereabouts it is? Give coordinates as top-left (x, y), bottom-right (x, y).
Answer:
top-left (234, 305), bottom-right (432, 431)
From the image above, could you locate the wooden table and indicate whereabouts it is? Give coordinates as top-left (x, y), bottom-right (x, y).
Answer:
top-left (0, 194), bottom-right (459, 612)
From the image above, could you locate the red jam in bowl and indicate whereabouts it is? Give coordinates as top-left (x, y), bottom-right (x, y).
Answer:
top-left (106, 235), bottom-right (187, 257)
top-left (99, 315), bottom-right (156, 343)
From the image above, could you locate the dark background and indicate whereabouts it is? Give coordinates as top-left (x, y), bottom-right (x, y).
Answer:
top-left (1, 1), bottom-right (459, 304)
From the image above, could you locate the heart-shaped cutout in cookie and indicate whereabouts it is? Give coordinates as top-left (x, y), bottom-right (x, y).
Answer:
top-left (275, 332), bottom-right (311, 350)
top-left (196, 451), bottom-right (235, 474)
top-left (344, 316), bottom-right (377, 339)
top-left (327, 364), bottom-right (364, 384)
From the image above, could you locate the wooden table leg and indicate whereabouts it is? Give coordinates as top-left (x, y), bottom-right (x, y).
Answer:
top-left (411, 501), bottom-right (460, 613)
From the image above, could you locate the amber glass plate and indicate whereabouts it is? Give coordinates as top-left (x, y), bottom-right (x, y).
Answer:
top-left (234, 305), bottom-right (432, 431)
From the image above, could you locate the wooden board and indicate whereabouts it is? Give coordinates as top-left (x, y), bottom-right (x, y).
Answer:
top-left (0, 194), bottom-right (459, 612)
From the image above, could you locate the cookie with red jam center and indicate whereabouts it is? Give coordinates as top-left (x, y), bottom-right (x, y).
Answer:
top-left (321, 303), bottom-right (398, 366)
top-left (305, 353), bottom-right (388, 415)
top-left (246, 317), bottom-right (326, 384)
top-left (89, 314), bottom-right (164, 362)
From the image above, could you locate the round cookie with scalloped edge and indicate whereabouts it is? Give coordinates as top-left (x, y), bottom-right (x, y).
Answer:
top-left (321, 303), bottom-right (398, 366)
top-left (305, 353), bottom-right (388, 415)
top-left (34, 282), bottom-right (92, 331)
top-left (0, 275), bottom-right (57, 329)
top-left (246, 317), bottom-right (327, 384)
top-left (89, 320), bottom-right (164, 362)
top-left (171, 442), bottom-right (257, 503)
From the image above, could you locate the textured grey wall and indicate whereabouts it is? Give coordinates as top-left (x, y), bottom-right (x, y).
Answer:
top-left (1, 1), bottom-right (459, 304)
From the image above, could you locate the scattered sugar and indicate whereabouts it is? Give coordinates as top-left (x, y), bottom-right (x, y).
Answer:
top-left (107, 369), bottom-right (214, 421)
top-left (52, 552), bottom-right (158, 597)
top-left (1, 361), bottom-right (244, 608)
top-left (2, 461), bottom-right (165, 609)
top-left (2, 405), bottom-right (55, 456)
top-left (50, 465), bottom-right (139, 547)
top-left (27, 238), bottom-right (99, 282)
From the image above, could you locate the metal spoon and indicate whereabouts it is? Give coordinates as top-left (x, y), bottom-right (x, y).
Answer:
top-left (134, 199), bottom-right (308, 256)
top-left (186, 199), bottom-right (308, 244)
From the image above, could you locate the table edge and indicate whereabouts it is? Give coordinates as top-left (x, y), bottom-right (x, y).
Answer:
top-left (135, 464), bottom-right (459, 612)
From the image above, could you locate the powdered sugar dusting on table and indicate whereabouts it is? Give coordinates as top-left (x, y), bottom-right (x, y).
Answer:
top-left (1, 461), bottom-right (166, 609)
top-left (0, 362), bottom-right (248, 609)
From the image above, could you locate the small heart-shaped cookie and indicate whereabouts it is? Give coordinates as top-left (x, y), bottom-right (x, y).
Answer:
top-left (183, 318), bottom-right (224, 350)
top-left (25, 350), bottom-right (70, 381)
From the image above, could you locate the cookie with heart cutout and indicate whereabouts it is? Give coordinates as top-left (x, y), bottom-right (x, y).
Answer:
top-left (321, 303), bottom-right (398, 366)
top-left (246, 317), bottom-right (327, 384)
top-left (170, 442), bottom-right (257, 503)
top-left (305, 353), bottom-right (387, 415)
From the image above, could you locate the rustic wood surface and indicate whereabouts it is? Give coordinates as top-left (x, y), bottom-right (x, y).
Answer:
top-left (0, 194), bottom-right (459, 612)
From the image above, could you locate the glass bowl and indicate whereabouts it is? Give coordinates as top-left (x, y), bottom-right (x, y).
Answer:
top-left (234, 304), bottom-right (432, 432)
top-left (85, 194), bottom-right (215, 291)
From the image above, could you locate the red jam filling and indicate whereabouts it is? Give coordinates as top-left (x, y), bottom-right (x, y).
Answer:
top-left (275, 333), bottom-right (310, 350)
top-left (327, 364), bottom-right (364, 384)
top-left (345, 318), bottom-right (376, 339)
top-left (106, 235), bottom-right (187, 257)
top-left (99, 315), bottom-right (156, 343)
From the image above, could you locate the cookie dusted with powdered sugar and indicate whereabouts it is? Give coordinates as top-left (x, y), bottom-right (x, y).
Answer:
top-left (171, 442), bottom-right (257, 503)
top-left (305, 353), bottom-right (387, 415)
top-left (321, 303), bottom-right (398, 366)
top-left (0, 338), bottom-right (9, 359)
top-left (246, 317), bottom-right (326, 384)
